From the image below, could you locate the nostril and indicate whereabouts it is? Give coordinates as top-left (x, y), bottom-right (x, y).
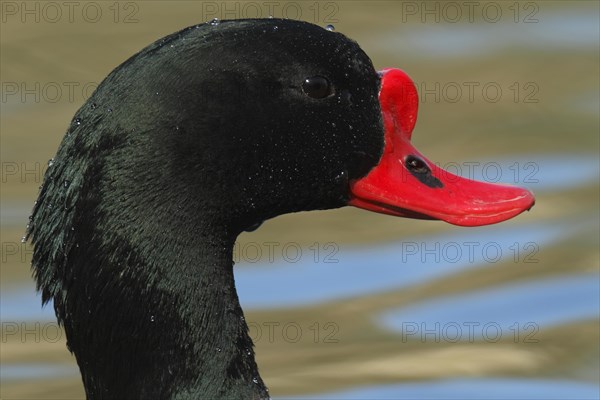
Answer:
top-left (405, 155), bottom-right (430, 174)
top-left (405, 155), bottom-right (443, 189)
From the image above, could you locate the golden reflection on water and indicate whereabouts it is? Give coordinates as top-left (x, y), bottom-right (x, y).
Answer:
top-left (1, 1), bottom-right (598, 398)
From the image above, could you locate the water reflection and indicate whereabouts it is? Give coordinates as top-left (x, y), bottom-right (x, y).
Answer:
top-left (0, 289), bottom-right (54, 321)
top-left (1, 364), bottom-right (78, 381)
top-left (235, 220), bottom-right (573, 309)
top-left (0, 218), bottom-right (586, 317)
top-left (280, 378), bottom-right (600, 400)
top-left (369, 11), bottom-right (599, 58)
top-left (378, 274), bottom-right (600, 338)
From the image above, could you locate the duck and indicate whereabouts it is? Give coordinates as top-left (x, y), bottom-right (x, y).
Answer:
top-left (26, 19), bottom-right (534, 400)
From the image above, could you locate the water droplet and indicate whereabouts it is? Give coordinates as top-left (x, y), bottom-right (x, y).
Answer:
top-left (210, 18), bottom-right (220, 26)
top-left (252, 377), bottom-right (259, 384)
top-left (90, 103), bottom-right (97, 110)
top-left (63, 180), bottom-right (70, 188)
top-left (74, 118), bottom-right (81, 126)
top-left (348, 124), bottom-right (353, 130)
top-left (150, 315), bottom-right (155, 322)
top-left (325, 24), bottom-right (335, 31)
top-left (47, 159), bottom-right (54, 167)
top-left (268, 15), bottom-right (274, 19)
top-left (107, 108), bottom-right (113, 113)
top-left (245, 348), bottom-right (251, 356)
top-left (331, 122), bottom-right (336, 128)
top-left (273, 25), bottom-right (278, 32)
top-left (216, 347), bottom-right (222, 352)
top-left (21, 236), bottom-right (26, 243)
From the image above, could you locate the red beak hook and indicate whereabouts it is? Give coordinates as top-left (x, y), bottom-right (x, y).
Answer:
top-left (349, 69), bottom-right (535, 227)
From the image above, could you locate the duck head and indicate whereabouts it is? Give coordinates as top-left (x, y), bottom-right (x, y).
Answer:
top-left (121, 19), bottom-right (532, 232)
top-left (41, 19), bottom-right (532, 238)
top-left (27, 18), bottom-right (534, 400)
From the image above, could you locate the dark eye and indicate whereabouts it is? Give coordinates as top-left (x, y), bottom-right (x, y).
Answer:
top-left (302, 76), bottom-right (334, 99)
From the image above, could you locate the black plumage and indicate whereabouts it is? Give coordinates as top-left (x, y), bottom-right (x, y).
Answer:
top-left (27, 19), bottom-right (383, 399)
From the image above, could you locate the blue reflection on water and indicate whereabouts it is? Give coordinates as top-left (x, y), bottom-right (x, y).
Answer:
top-left (378, 274), bottom-right (600, 337)
top-left (1, 363), bottom-right (78, 381)
top-left (235, 221), bottom-right (571, 310)
top-left (0, 289), bottom-right (54, 321)
top-left (370, 11), bottom-right (599, 58)
top-left (1, 220), bottom-right (571, 318)
top-left (280, 378), bottom-right (600, 400)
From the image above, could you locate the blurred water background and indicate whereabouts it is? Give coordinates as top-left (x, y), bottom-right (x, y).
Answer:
top-left (1, 1), bottom-right (598, 399)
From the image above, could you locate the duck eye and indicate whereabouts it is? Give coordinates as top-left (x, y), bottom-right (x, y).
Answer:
top-left (302, 76), bottom-right (334, 99)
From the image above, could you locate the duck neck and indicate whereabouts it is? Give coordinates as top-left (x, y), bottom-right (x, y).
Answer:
top-left (69, 227), bottom-right (269, 400)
